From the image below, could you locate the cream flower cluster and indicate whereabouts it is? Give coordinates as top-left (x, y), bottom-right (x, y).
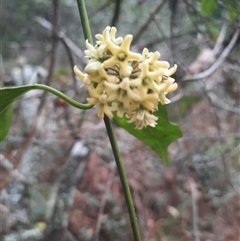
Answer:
top-left (74, 26), bottom-right (177, 129)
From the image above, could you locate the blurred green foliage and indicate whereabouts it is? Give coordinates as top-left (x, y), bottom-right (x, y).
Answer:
top-left (177, 95), bottom-right (202, 117)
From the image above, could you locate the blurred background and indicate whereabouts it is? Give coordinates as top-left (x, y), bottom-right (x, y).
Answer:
top-left (1, 0), bottom-right (239, 240)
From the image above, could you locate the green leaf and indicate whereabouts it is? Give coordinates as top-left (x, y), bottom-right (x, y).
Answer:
top-left (0, 85), bottom-right (34, 114)
top-left (200, 0), bottom-right (216, 15)
top-left (0, 84), bottom-right (93, 141)
top-left (0, 105), bottom-right (13, 142)
top-left (0, 85), bottom-right (34, 142)
top-left (114, 104), bottom-right (182, 165)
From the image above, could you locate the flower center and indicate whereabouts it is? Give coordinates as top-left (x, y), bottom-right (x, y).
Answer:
top-left (143, 77), bottom-right (150, 86)
top-left (118, 51), bottom-right (127, 61)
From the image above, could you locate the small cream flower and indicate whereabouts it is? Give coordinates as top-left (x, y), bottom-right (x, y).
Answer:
top-left (112, 102), bottom-right (126, 118)
top-left (74, 26), bottom-right (178, 129)
top-left (127, 109), bottom-right (158, 129)
top-left (102, 27), bottom-right (142, 77)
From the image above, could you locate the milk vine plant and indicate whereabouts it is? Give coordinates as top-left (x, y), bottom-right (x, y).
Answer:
top-left (74, 26), bottom-right (178, 129)
top-left (0, 0), bottom-right (181, 240)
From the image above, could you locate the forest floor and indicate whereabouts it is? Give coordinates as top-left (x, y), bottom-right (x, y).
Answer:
top-left (1, 68), bottom-right (240, 241)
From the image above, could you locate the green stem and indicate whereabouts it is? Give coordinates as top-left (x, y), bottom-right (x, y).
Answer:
top-left (33, 84), bottom-right (93, 109)
top-left (104, 116), bottom-right (142, 241)
top-left (1, 84), bottom-right (93, 110)
top-left (76, 0), bottom-right (93, 44)
top-left (32, 84), bottom-right (93, 109)
top-left (75, 0), bottom-right (142, 240)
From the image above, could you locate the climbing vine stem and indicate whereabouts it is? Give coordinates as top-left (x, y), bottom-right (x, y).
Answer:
top-left (75, 0), bottom-right (142, 240)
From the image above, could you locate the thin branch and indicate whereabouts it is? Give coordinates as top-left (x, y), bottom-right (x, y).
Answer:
top-left (111, 0), bottom-right (122, 27)
top-left (135, 30), bottom-right (197, 50)
top-left (89, 0), bottom-right (113, 18)
top-left (42, 141), bottom-right (89, 241)
top-left (63, 106), bottom-right (81, 139)
top-left (201, 82), bottom-right (234, 189)
top-left (35, 18), bottom-right (81, 96)
top-left (207, 92), bottom-right (240, 114)
top-left (170, 88), bottom-right (240, 114)
top-left (183, 167), bottom-right (200, 241)
top-left (35, 17), bottom-right (86, 95)
top-left (224, 63), bottom-right (240, 73)
top-left (212, 20), bottom-right (228, 55)
top-left (94, 162), bottom-right (116, 241)
top-left (35, 0), bottom-right (60, 119)
top-left (35, 16), bottom-right (86, 65)
top-left (153, 16), bottom-right (190, 72)
top-left (13, 0), bottom-right (61, 166)
top-left (182, 0), bottom-right (218, 42)
top-left (60, 38), bottom-right (80, 95)
top-left (179, 133), bottom-right (240, 142)
top-left (183, 27), bottom-right (240, 81)
top-left (169, 90), bottom-right (184, 103)
top-left (132, 0), bottom-right (167, 45)
top-left (169, 0), bottom-right (179, 63)
top-left (42, 0), bottom-right (60, 88)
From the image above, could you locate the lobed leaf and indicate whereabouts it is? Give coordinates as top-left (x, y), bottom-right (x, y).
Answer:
top-left (0, 85), bottom-right (34, 142)
top-left (0, 84), bottom-right (93, 142)
top-left (114, 104), bottom-right (182, 165)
